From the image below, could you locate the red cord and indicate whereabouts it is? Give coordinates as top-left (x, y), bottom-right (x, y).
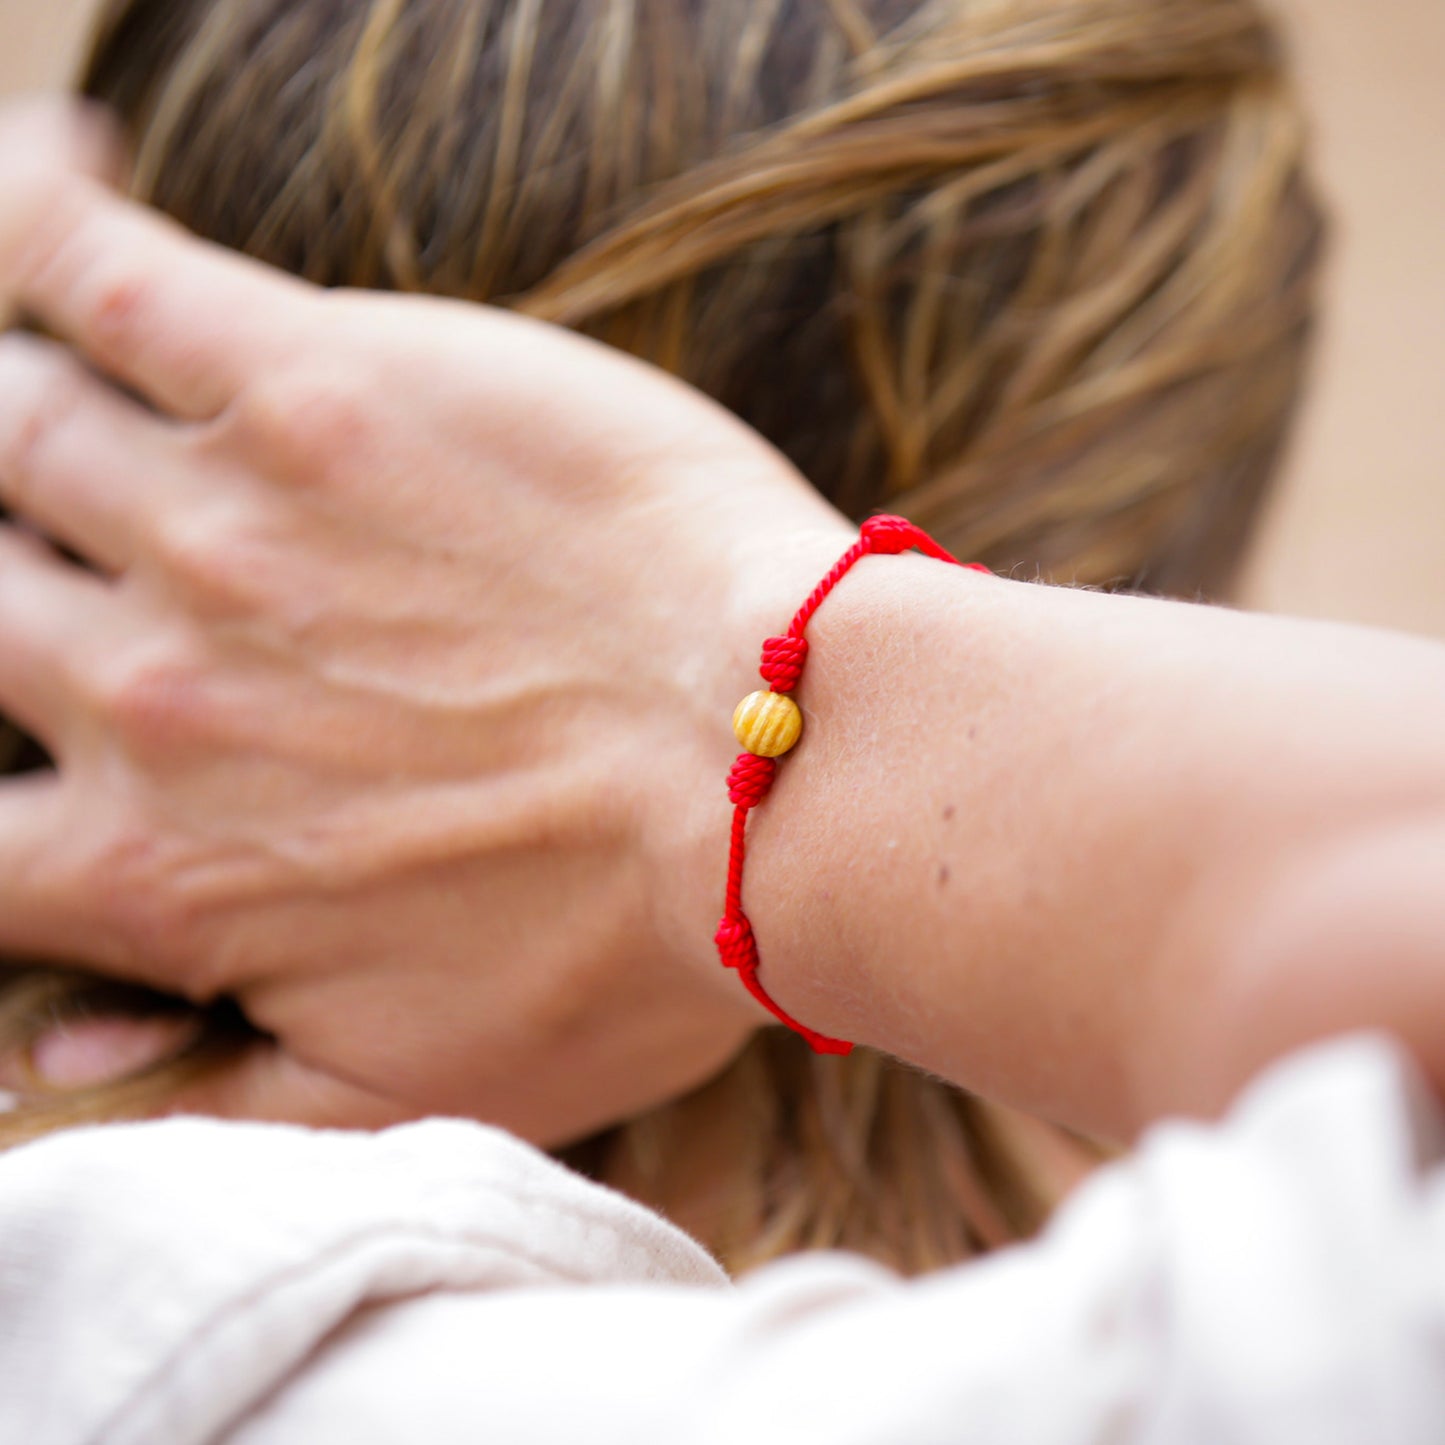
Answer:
top-left (714, 515), bottom-right (989, 1053)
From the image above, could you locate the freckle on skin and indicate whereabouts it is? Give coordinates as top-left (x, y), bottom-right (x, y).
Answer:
top-left (967, 726), bottom-right (977, 741)
top-left (942, 805), bottom-right (956, 822)
top-left (937, 863), bottom-right (950, 887)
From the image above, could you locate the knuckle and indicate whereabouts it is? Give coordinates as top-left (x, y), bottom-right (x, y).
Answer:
top-left (0, 337), bottom-right (82, 502)
top-left (86, 638), bottom-right (211, 752)
top-left (233, 364), bottom-right (375, 483)
top-left (148, 491), bottom-right (305, 618)
top-left (86, 827), bottom-right (207, 985)
top-left (152, 508), bottom-right (225, 582)
top-left (151, 503), bottom-right (267, 607)
top-left (28, 209), bottom-right (157, 367)
top-left (82, 266), bottom-right (154, 360)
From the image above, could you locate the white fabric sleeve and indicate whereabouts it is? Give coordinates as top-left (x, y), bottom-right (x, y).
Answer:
top-left (3, 1034), bottom-right (1445, 1445)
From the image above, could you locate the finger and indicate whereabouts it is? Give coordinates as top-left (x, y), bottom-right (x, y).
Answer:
top-left (0, 97), bottom-right (125, 214)
top-left (0, 774), bottom-right (102, 964)
top-left (0, 332), bottom-right (188, 571)
top-left (0, 98), bottom-right (118, 338)
top-left (0, 525), bottom-right (114, 750)
top-left (0, 120), bottom-right (316, 419)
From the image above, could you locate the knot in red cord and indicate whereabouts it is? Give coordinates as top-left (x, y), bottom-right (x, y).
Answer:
top-left (714, 913), bottom-right (758, 974)
top-left (726, 752), bottom-right (777, 808)
top-left (714, 517), bottom-right (984, 1056)
top-left (759, 634), bottom-right (808, 692)
top-left (860, 514), bottom-right (920, 556)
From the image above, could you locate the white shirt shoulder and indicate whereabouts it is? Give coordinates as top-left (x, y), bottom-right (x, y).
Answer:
top-left (2, 1034), bottom-right (1443, 1445)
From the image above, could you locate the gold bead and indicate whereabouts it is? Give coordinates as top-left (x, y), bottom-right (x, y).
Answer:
top-left (732, 690), bottom-right (803, 758)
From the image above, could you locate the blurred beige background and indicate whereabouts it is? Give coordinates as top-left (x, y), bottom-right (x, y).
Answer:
top-left (2, 0), bottom-right (1442, 637)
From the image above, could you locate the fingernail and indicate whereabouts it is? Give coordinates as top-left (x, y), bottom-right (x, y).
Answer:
top-left (30, 1015), bottom-right (196, 1088)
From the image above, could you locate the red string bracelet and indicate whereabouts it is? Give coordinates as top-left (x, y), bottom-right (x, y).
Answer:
top-left (714, 514), bottom-right (989, 1054)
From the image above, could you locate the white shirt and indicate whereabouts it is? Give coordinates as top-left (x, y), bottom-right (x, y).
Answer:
top-left (2, 1034), bottom-right (1443, 1444)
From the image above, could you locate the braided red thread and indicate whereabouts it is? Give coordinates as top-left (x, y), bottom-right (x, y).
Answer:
top-left (788, 539), bottom-right (869, 635)
top-left (716, 515), bottom-right (990, 1054)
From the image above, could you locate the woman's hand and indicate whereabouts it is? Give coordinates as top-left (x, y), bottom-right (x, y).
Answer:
top-left (0, 102), bottom-right (853, 1143)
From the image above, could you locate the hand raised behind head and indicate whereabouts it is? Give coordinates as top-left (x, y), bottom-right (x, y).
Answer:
top-left (0, 100), bottom-right (852, 1143)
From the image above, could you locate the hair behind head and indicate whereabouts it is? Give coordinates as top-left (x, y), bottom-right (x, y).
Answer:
top-left (84, 0), bottom-right (1321, 591)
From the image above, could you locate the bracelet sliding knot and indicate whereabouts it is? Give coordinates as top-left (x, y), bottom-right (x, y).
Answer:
top-left (726, 752), bottom-right (777, 809)
top-left (713, 914), bottom-right (758, 973)
top-left (857, 513), bottom-right (918, 555)
top-left (713, 514), bottom-right (988, 1055)
top-left (758, 634), bottom-right (808, 691)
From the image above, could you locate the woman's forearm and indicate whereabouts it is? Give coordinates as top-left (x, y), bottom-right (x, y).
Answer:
top-left (672, 553), bottom-right (1445, 1140)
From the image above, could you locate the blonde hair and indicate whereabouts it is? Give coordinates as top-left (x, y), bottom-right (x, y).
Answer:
top-left (0, 0), bottom-right (1320, 1273)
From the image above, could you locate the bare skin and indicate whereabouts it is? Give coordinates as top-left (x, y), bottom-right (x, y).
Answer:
top-left (1, 102), bottom-right (1443, 1146)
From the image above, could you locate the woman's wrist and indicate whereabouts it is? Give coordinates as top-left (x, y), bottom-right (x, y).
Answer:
top-left (669, 541), bottom-right (1445, 1143)
top-left (653, 523), bottom-right (1000, 1051)
top-left (726, 550), bottom-right (1001, 1056)
top-left (648, 515), bottom-right (859, 1028)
